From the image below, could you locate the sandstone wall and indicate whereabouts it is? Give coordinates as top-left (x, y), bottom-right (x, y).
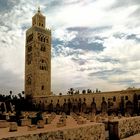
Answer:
top-left (34, 89), bottom-right (140, 111)
top-left (109, 116), bottom-right (140, 139)
top-left (118, 116), bottom-right (140, 139)
top-left (0, 123), bottom-right (105, 140)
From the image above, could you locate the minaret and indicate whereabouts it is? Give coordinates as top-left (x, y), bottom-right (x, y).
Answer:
top-left (25, 7), bottom-right (51, 98)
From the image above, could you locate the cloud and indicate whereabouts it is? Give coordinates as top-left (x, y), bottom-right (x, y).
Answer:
top-left (0, 68), bottom-right (23, 94)
top-left (90, 69), bottom-right (126, 76)
top-left (0, 0), bottom-right (19, 13)
top-left (0, 0), bottom-right (33, 94)
top-left (71, 57), bottom-right (87, 66)
top-left (51, 29), bottom-right (140, 93)
top-left (110, 0), bottom-right (140, 9)
top-left (126, 34), bottom-right (140, 42)
top-left (0, 0), bottom-right (140, 95)
top-left (67, 40), bottom-right (105, 51)
top-left (52, 27), bottom-right (107, 52)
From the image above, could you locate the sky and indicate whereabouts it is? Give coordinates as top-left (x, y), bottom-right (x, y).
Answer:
top-left (0, 0), bottom-right (140, 95)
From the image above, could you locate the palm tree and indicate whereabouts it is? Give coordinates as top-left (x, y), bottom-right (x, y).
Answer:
top-left (9, 90), bottom-right (12, 99)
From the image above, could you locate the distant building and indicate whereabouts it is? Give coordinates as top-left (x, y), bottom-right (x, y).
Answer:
top-left (25, 7), bottom-right (51, 98)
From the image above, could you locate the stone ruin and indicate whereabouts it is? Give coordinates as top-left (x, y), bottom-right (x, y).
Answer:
top-left (0, 110), bottom-right (140, 140)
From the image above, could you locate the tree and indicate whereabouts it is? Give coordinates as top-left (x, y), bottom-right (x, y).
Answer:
top-left (87, 89), bottom-right (92, 93)
top-left (96, 88), bottom-right (98, 93)
top-left (75, 90), bottom-right (79, 94)
top-left (68, 88), bottom-right (74, 95)
top-left (82, 90), bottom-right (86, 94)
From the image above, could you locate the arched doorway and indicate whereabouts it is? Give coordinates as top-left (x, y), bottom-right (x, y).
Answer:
top-left (101, 97), bottom-right (107, 113)
top-left (91, 98), bottom-right (96, 114)
top-left (126, 101), bottom-right (133, 115)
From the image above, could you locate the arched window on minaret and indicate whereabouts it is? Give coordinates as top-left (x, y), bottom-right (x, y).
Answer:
top-left (27, 76), bottom-right (32, 85)
top-left (41, 36), bottom-right (43, 42)
top-left (26, 53), bottom-right (32, 65)
top-left (39, 59), bottom-right (48, 71)
top-left (41, 85), bottom-right (44, 90)
top-left (27, 34), bottom-right (33, 43)
top-left (46, 37), bottom-right (49, 43)
top-left (27, 45), bottom-right (32, 52)
top-left (41, 44), bottom-right (46, 52)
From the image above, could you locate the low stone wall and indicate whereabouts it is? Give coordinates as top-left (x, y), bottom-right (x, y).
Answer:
top-left (118, 116), bottom-right (140, 139)
top-left (0, 115), bottom-right (105, 140)
top-left (0, 124), bottom-right (105, 140)
top-left (109, 116), bottom-right (140, 139)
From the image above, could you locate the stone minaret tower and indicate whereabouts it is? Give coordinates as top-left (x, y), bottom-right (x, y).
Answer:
top-left (25, 7), bottom-right (51, 98)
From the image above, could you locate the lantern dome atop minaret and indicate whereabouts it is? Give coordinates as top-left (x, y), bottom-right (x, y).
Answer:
top-left (32, 6), bottom-right (46, 28)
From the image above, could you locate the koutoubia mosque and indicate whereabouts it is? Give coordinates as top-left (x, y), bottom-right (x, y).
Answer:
top-left (25, 8), bottom-right (140, 114)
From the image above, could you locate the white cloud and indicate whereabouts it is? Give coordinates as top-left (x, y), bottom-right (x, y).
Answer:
top-left (0, 0), bottom-right (140, 94)
top-left (53, 29), bottom-right (77, 42)
top-left (46, 0), bottom-right (139, 30)
top-left (0, 0), bottom-right (34, 93)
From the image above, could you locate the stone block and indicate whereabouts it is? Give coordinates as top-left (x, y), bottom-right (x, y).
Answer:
top-left (57, 122), bottom-right (66, 127)
top-left (96, 116), bottom-right (102, 123)
top-left (43, 117), bottom-right (48, 124)
top-left (37, 120), bottom-right (44, 128)
top-left (57, 117), bottom-right (66, 127)
top-left (28, 125), bottom-right (37, 131)
top-left (21, 119), bottom-right (31, 126)
top-left (47, 117), bottom-right (52, 124)
top-left (61, 113), bottom-right (67, 118)
top-left (9, 122), bottom-right (17, 132)
top-left (77, 117), bottom-right (86, 125)
top-left (90, 116), bottom-right (96, 122)
top-left (77, 119), bottom-right (86, 125)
